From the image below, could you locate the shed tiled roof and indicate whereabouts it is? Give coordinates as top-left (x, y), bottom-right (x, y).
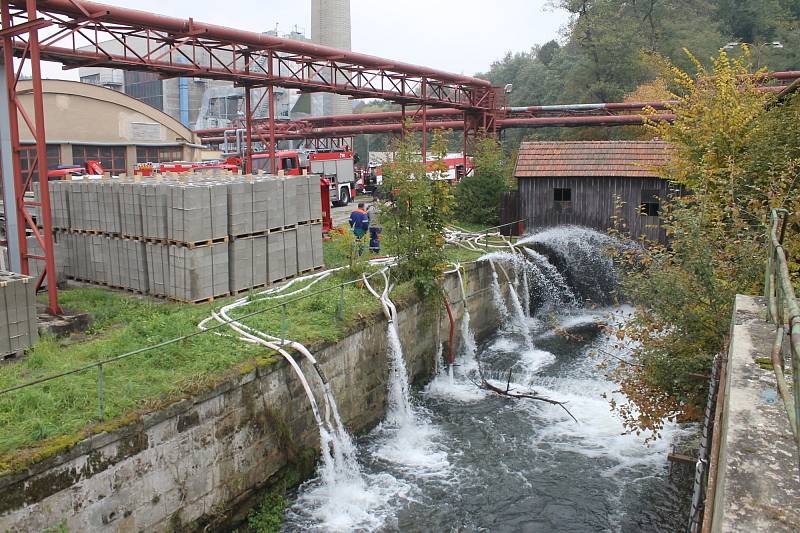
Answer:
top-left (514, 140), bottom-right (670, 178)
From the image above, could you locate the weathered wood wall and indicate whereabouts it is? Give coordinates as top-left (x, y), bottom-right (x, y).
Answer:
top-left (518, 176), bottom-right (671, 242)
top-left (499, 190), bottom-right (521, 236)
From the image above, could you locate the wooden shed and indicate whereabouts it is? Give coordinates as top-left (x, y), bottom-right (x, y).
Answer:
top-left (514, 140), bottom-right (672, 242)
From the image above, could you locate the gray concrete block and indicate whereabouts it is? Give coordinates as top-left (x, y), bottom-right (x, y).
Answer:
top-left (267, 232), bottom-right (285, 282)
top-left (265, 178), bottom-right (284, 230)
top-left (253, 235), bottom-right (268, 287)
top-left (283, 228), bottom-right (297, 279)
top-left (295, 224), bottom-right (313, 273)
top-left (227, 181), bottom-right (253, 237)
top-left (307, 175), bottom-right (322, 221)
top-left (310, 223), bottom-right (324, 269)
top-left (295, 175), bottom-right (310, 223)
top-left (252, 179), bottom-right (270, 233)
top-left (229, 237), bottom-right (254, 293)
top-left (146, 242), bottom-right (170, 297)
top-left (282, 177), bottom-right (297, 227)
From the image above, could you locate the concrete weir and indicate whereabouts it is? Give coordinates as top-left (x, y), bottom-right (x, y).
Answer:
top-left (0, 262), bottom-right (503, 532)
top-left (709, 295), bottom-right (800, 531)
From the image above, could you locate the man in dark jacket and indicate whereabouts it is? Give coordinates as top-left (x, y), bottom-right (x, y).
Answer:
top-left (349, 202), bottom-right (370, 239)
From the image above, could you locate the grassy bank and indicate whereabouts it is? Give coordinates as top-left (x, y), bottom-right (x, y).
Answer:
top-left (0, 271), bottom-right (400, 472)
top-left (0, 228), bottom-right (491, 472)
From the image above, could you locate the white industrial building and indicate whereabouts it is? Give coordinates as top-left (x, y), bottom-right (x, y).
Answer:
top-left (78, 0), bottom-right (353, 128)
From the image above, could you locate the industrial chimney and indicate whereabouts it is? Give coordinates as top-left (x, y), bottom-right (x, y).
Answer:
top-left (311, 0), bottom-right (353, 116)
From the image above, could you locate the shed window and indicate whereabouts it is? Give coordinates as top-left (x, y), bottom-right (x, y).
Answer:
top-left (640, 189), bottom-right (660, 217)
top-left (554, 187), bottom-right (571, 202)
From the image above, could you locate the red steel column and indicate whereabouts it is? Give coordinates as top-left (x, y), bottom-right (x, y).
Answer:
top-left (1, 1), bottom-right (27, 275)
top-left (268, 85), bottom-right (276, 174)
top-left (26, 0), bottom-right (61, 313)
top-left (244, 85), bottom-right (253, 174)
top-left (400, 104), bottom-right (406, 140)
top-left (267, 51), bottom-right (276, 174)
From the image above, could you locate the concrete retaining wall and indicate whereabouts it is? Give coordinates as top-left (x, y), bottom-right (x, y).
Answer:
top-left (709, 295), bottom-right (800, 531)
top-left (0, 261), bottom-right (504, 532)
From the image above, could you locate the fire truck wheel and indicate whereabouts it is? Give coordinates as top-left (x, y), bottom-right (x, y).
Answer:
top-left (336, 188), bottom-right (350, 207)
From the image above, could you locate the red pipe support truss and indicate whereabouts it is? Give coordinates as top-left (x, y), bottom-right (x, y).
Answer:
top-left (0, 0), bottom-right (503, 313)
top-left (6, 0), bottom-right (494, 110)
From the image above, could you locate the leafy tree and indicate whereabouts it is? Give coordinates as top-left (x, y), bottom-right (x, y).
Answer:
top-left (379, 125), bottom-right (453, 297)
top-left (609, 49), bottom-right (800, 438)
top-left (454, 136), bottom-right (512, 226)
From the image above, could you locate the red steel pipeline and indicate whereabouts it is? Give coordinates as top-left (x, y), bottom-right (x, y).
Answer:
top-left (12, 0), bottom-right (490, 87)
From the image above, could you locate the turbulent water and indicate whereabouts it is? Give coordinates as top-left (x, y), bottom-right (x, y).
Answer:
top-left (283, 226), bottom-right (694, 532)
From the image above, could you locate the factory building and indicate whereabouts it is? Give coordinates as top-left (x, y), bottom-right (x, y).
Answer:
top-left (78, 29), bottom-right (315, 129)
top-left (16, 79), bottom-right (200, 177)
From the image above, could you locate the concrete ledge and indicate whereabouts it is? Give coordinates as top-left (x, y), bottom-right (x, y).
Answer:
top-left (711, 295), bottom-right (800, 532)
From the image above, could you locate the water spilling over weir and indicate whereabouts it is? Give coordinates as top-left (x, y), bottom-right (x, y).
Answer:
top-left (274, 226), bottom-right (691, 532)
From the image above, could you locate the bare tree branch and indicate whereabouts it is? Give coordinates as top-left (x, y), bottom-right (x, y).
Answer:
top-left (466, 355), bottom-right (579, 423)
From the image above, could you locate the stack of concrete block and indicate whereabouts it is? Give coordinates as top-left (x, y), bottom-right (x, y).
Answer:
top-left (295, 224), bottom-right (314, 273)
top-left (167, 182), bottom-right (228, 244)
top-left (229, 235), bottom-right (268, 293)
top-left (48, 180), bottom-right (71, 230)
top-left (227, 180), bottom-right (254, 237)
top-left (119, 181), bottom-right (144, 237)
top-left (267, 232), bottom-right (286, 283)
top-left (146, 242), bottom-right (170, 297)
top-left (282, 175), bottom-right (298, 227)
top-left (169, 242), bottom-right (228, 302)
top-left (0, 271), bottom-right (38, 358)
top-left (311, 222), bottom-right (324, 269)
top-left (44, 172), bottom-right (325, 301)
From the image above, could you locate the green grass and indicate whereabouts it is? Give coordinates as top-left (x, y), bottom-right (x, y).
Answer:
top-left (0, 268), bottom-right (411, 472)
top-left (450, 220), bottom-right (494, 233)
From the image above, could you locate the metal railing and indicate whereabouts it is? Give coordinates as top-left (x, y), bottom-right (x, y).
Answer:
top-left (763, 208), bottom-right (800, 449)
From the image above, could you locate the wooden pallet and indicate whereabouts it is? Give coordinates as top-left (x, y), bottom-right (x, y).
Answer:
top-left (231, 283), bottom-right (268, 296)
top-left (1, 349), bottom-right (24, 362)
top-left (169, 293), bottom-right (229, 305)
top-left (169, 236), bottom-right (229, 249)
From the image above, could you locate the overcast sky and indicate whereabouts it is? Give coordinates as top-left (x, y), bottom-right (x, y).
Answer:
top-left (39, 0), bottom-right (569, 79)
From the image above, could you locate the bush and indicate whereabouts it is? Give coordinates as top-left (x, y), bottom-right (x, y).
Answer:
top-left (454, 137), bottom-right (512, 226)
top-left (610, 48), bottom-right (800, 439)
top-left (379, 126), bottom-right (453, 296)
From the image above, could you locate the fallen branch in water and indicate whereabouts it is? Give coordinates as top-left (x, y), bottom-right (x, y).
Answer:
top-left (469, 363), bottom-right (578, 422)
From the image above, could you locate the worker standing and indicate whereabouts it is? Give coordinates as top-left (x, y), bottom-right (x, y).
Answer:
top-left (349, 201), bottom-right (370, 241)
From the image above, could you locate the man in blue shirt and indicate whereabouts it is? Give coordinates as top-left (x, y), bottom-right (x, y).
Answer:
top-left (349, 202), bottom-right (370, 239)
top-left (349, 202), bottom-right (370, 256)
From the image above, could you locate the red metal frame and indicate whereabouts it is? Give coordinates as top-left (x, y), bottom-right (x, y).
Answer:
top-left (0, 0), bottom-right (500, 313)
top-left (5, 0), bottom-right (493, 109)
top-left (2, 0), bottom-right (60, 313)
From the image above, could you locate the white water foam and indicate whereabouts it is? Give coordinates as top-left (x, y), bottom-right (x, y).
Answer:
top-left (372, 321), bottom-right (450, 475)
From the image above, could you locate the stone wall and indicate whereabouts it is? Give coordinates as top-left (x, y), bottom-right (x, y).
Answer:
top-left (0, 261), bottom-right (504, 532)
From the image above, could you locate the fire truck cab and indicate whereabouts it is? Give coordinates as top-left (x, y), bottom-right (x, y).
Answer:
top-left (242, 151), bottom-right (305, 175)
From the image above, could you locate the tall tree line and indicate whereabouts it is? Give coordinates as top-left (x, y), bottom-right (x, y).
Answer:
top-left (482, 0), bottom-right (800, 143)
